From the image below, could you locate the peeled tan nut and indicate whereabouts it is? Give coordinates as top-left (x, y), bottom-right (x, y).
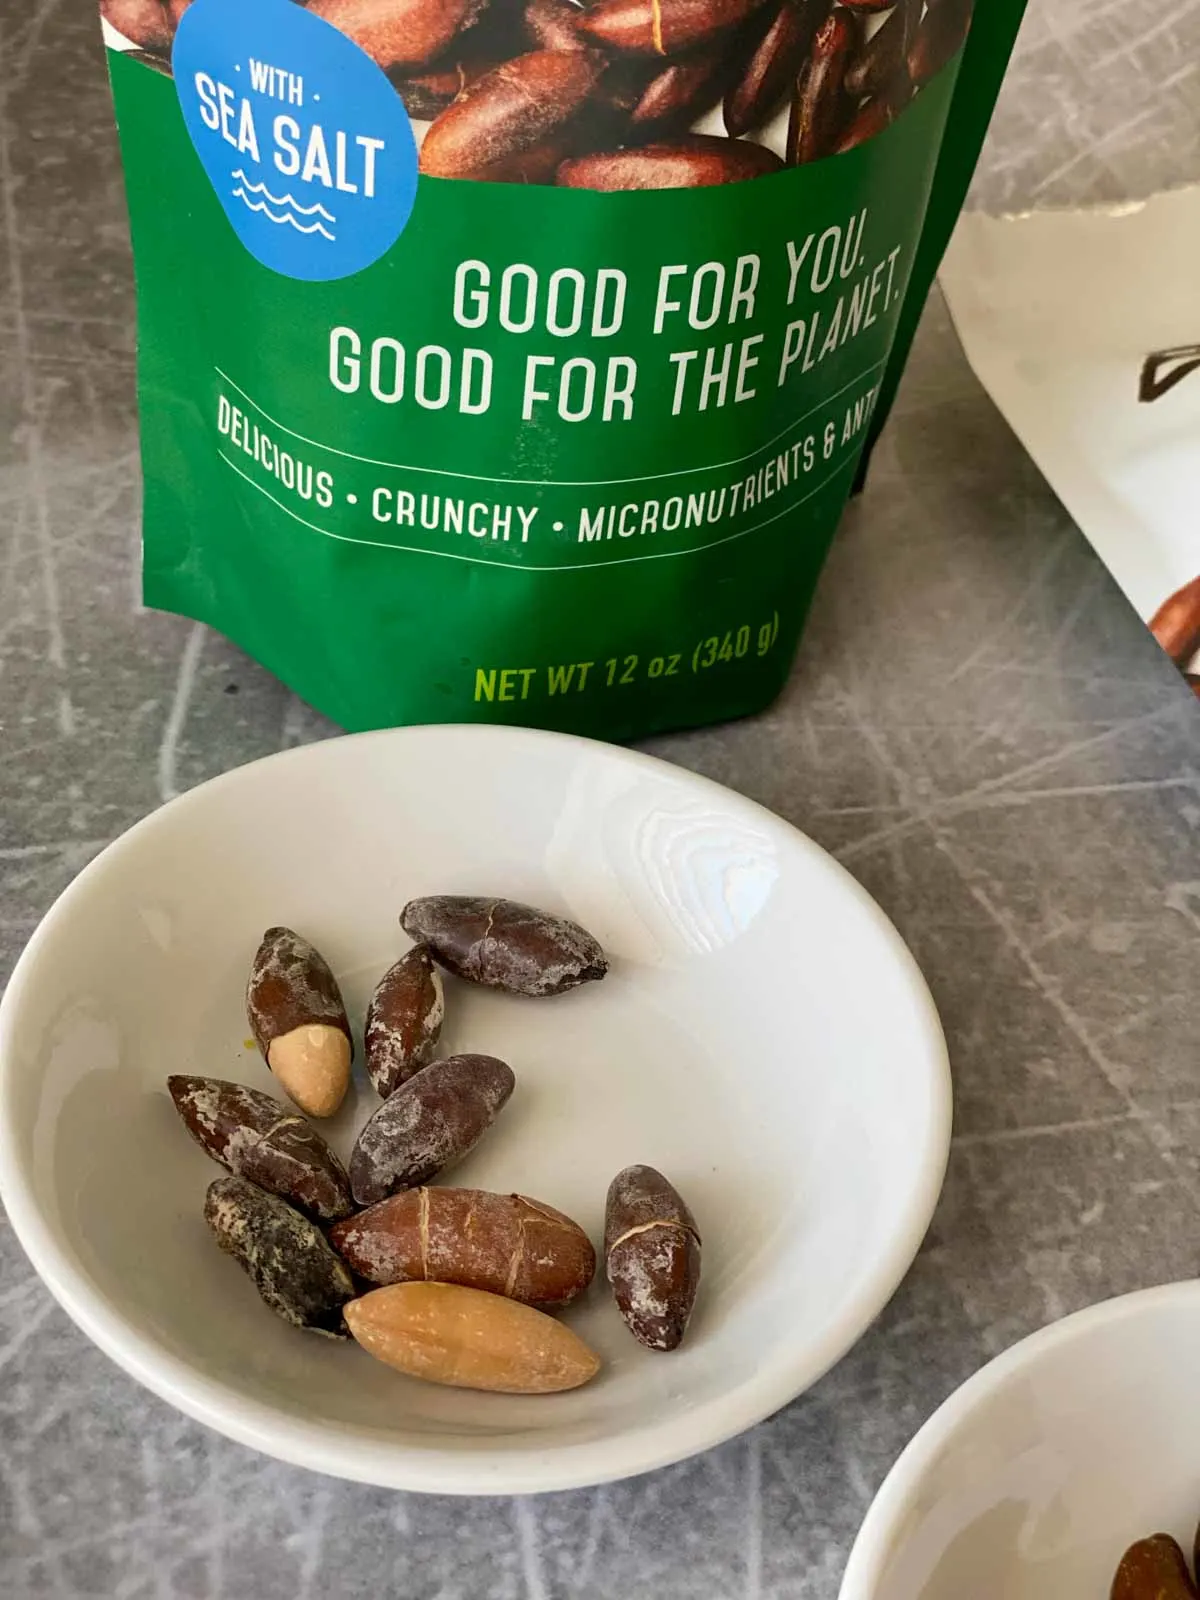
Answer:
top-left (330, 1187), bottom-right (596, 1306)
top-left (246, 927), bottom-right (353, 1117)
top-left (344, 1282), bottom-right (601, 1393)
top-left (400, 895), bottom-right (607, 997)
top-left (605, 1165), bottom-right (701, 1351)
top-left (167, 1074), bottom-right (353, 1222)
top-left (268, 1024), bottom-right (352, 1119)
top-left (364, 944), bottom-right (445, 1098)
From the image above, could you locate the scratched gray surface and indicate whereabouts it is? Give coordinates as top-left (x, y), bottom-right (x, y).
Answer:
top-left (3, 1), bottom-right (1200, 1595)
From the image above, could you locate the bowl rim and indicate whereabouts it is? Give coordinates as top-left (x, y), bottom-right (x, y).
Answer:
top-left (837, 1278), bottom-right (1200, 1598)
top-left (0, 722), bottom-right (952, 1495)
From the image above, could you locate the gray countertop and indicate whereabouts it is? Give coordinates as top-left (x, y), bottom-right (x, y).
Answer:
top-left (3, 3), bottom-right (1200, 1596)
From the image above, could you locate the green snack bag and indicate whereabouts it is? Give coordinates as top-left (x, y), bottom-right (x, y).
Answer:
top-left (100, 0), bottom-right (1026, 738)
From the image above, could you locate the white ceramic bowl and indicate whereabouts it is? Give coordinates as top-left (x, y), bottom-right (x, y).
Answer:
top-left (840, 1282), bottom-right (1200, 1600)
top-left (0, 725), bottom-right (950, 1494)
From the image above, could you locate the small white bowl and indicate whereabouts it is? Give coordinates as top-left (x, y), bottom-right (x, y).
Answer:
top-left (840, 1282), bottom-right (1200, 1600)
top-left (0, 725), bottom-right (950, 1494)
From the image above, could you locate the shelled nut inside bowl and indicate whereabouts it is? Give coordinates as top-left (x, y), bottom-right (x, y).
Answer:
top-left (839, 1283), bottom-right (1200, 1600)
top-left (0, 725), bottom-right (950, 1494)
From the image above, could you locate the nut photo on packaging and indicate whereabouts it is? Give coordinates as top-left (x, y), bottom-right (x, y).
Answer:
top-left (364, 943), bottom-right (445, 1097)
top-left (167, 1075), bottom-right (354, 1223)
top-left (246, 926), bottom-right (353, 1118)
top-left (344, 1281), bottom-right (602, 1392)
top-left (559, 135), bottom-right (783, 188)
top-left (306, 0), bottom-right (491, 73)
top-left (723, 0), bottom-right (823, 140)
top-left (349, 1052), bottom-right (516, 1204)
top-left (787, 7), bottom-right (858, 165)
top-left (400, 895), bottom-right (608, 997)
top-left (95, 0), bottom-right (1024, 749)
top-left (100, 0), bottom-right (173, 52)
top-left (204, 1175), bottom-right (356, 1336)
top-left (102, 0), bottom-right (980, 190)
top-left (605, 1164), bottom-right (702, 1350)
top-left (418, 48), bottom-right (610, 179)
top-left (330, 1187), bottom-right (597, 1305)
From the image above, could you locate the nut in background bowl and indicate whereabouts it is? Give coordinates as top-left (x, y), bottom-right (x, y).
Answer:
top-left (839, 1283), bottom-right (1200, 1600)
top-left (0, 725), bottom-right (949, 1494)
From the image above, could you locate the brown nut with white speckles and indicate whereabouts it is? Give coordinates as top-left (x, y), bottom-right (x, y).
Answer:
top-left (418, 51), bottom-right (609, 180)
top-left (724, 0), bottom-right (824, 139)
top-left (246, 926), bottom-right (353, 1118)
top-left (1111, 1535), bottom-right (1197, 1600)
top-left (787, 7), bottom-right (856, 165)
top-left (344, 1282), bottom-right (601, 1392)
top-left (907, 0), bottom-right (974, 88)
top-left (400, 895), bottom-right (607, 997)
top-left (630, 50), bottom-right (728, 133)
top-left (331, 1187), bottom-right (596, 1306)
top-left (578, 0), bottom-right (770, 56)
top-left (844, 0), bottom-right (916, 101)
top-left (390, 60), bottom-right (494, 119)
top-left (523, 0), bottom-right (591, 51)
top-left (349, 1053), bottom-right (515, 1205)
top-left (365, 945), bottom-right (445, 1098)
top-left (306, 0), bottom-right (490, 73)
top-left (167, 1075), bottom-right (353, 1223)
top-left (101, 0), bottom-right (173, 50)
top-left (558, 136), bottom-right (783, 189)
top-left (605, 1165), bottom-right (701, 1351)
top-left (204, 1176), bottom-right (355, 1336)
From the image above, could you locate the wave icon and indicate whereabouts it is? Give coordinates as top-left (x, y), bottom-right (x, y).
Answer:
top-left (229, 170), bottom-right (336, 241)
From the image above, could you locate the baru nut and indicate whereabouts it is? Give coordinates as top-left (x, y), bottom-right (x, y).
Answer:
top-left (477, 138), bottom-right (574, 183)
top-left (1111, 1535), bottom-right (1197, 1600)
top-left (605, 1164), bottom-right (701, 1350)
top-left (787, 6), bottom-right (857, 165)
top-left (204, 1175), bottom-right (355, 1336)
top-left (100, 0), bottom-right (173, 51)
top-left (559, 136), bottom-right (783, 189)
top-left (364, 943), bottom-right (445, 1097)
top-left (168, 1075), bottom-right (353, 1223)
top-left (344, 1281), bottom-right (601, 1392)
top-left (306, 0), bottom-right (490, 73)
top-left (844, 0), bottom-right (915, 101)
top-left (331, 1186), bottom-right (596, 1306)
top-left (246, 926), bottom-right (353, 1119)
top-left (724, 0), bottom-right (824, 139)
top-left (579, 0), bottom-right (770, 56)
top-left (523, 0), bottom-right (591, 51)
top-left (419, 50), bottom-right (609, 180)
top-left (390, 61), bottom-right (494, 120)
top-left (1149, 574), bottom-right (1200, 666)
top-left (907, 0), bottom-right (973, 88)
top-left (835, 96), bottom-right (895, 152)
top-left (631, 51), bottom-right (729, 133)
top-left (400, 894), bottom-right (608, 996)
top-left (349, 1052), bottom-right (516, 1204)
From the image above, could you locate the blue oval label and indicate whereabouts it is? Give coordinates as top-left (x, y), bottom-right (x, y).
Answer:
top-left (173, 0), bottom-right (418, 282)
